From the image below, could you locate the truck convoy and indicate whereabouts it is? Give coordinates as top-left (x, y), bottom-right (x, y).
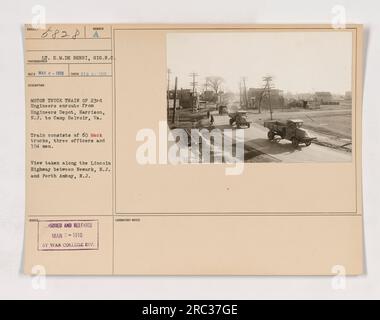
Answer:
top-left (264, 119), bottom-right (316, 147)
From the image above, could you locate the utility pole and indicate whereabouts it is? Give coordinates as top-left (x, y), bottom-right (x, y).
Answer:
top-left (189, 72), bottom-right (198, 111)
top-left (171, 77), bottom-right (178, 124)
top-left (239, 81), bottom-right (242, 107)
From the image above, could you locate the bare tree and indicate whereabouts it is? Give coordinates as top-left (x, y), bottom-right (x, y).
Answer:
top-left (206, 76), bottom-right (224, 95)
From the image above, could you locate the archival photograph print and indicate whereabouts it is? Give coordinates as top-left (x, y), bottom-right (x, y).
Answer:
top-left (166, 31), bottom-right (353, 163)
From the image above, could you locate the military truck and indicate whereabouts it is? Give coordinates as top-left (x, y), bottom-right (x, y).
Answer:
top-left (264, 119), bottom-right (316, 147)
top-left (229, 111), bottom-right (251, 128)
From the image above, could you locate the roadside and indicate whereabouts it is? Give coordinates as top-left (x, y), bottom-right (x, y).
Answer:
top-left (168, 104), bottom-right (352, 162)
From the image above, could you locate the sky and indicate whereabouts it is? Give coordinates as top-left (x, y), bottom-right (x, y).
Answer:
top-left (166, 31), bottom-right (353, 95)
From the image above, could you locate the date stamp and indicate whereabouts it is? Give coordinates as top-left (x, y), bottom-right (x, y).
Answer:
top-left (37, 220), bottom-right (99, 251)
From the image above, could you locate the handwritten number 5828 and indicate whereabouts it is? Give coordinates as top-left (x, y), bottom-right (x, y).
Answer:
top-left (41, 28), bottom-right (80, 39)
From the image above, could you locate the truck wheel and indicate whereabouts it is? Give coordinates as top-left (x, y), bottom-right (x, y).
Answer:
top-left (229, 119), bottom-right (234, 126)
top-left (247, 123), bottom-right (251, 128)
top-left (305, 141), bottom-right (312, 146)
top-left (267, 131), bottom-right (275, 140)
top-left (292, 137), bottom-right (299, 147)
